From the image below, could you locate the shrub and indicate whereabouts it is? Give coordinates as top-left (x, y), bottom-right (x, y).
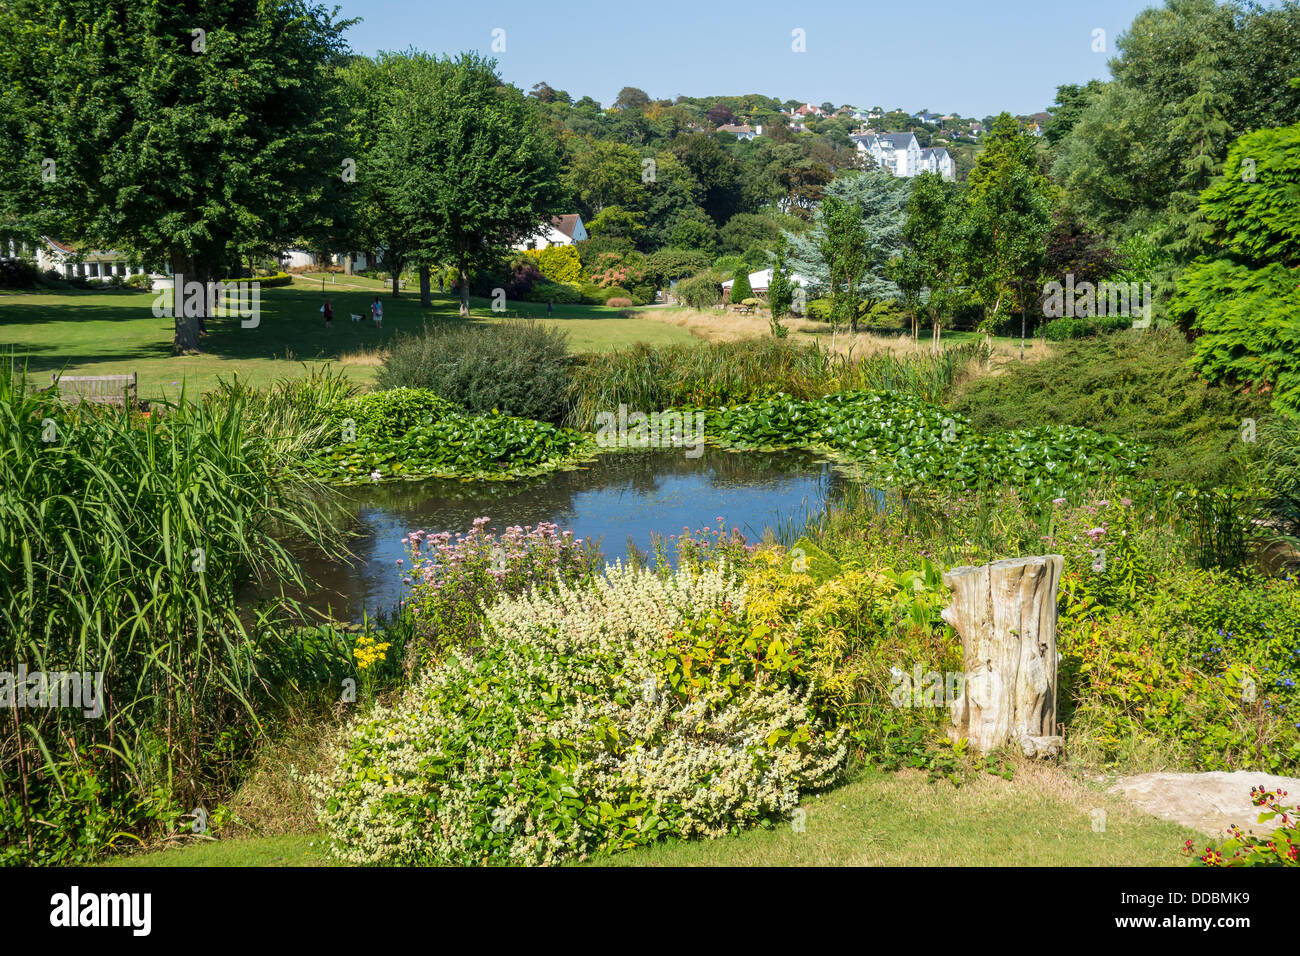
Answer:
top-left (376, 320), bottom-right (573, 425)
top-left (606, 297), bottom-right (633, 308)
top-left (0, 258), bottom-right (41, 288)
top-left (534, 245), bottom-right (584, 284)
top-left (601, 285), bottom-right (631, 302)
top-left (333, 387), bottom-right (461, 442)
top-left (400, 518), bottom-right (600, 667)
top-left (950, 329), bottom-right (1269, 485)
top-left (806, 297), bottom-right (833, 321)
top-left (645, 248), bottom-right (711, 287)
top-left (521, 278), bottom-right (585, 304)
top-left (311, 562), bottom-right (846, 865)
top-left (729, 269), bottom-right (753, 303)
top-left (676, 272), bottom-right (723, 310)
top-left (126, 273), bottom-right (154, 290)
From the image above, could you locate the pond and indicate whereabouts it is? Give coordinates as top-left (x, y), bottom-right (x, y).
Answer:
top-left (289, 446), bottom-right (853, 621)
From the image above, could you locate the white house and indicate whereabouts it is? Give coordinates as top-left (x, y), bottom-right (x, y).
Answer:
top-left (13, 236), bottom-right (153, 282)
top-left (717, 123), bottom-right (761, 141)
top-left (919, 146), bottom-right (955, 180)
top-left (852, 132), bottom-right (954, 181)
top-left (279, 249), bottom-right (375, 271)
top-left (513, 214), bottom-right (587, 251)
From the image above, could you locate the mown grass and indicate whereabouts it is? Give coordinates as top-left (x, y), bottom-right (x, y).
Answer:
top-left (0, 284), bottom-right (695, 399)
top-left (100, 764), bottom-right (1197, 867)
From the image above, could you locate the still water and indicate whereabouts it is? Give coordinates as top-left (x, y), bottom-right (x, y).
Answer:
top-left (290, 446), bottom-right (850, 621)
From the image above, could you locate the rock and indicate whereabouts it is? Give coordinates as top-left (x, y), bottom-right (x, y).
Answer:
top-left (1108, 770), bottom-right (1300, 837)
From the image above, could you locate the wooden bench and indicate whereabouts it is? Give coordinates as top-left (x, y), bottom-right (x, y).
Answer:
top-left (49, 372), bottom-right (138, 406)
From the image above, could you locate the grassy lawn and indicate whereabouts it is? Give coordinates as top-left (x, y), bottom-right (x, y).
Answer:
top-left (100, 765), bottom-right (1196, 867)
top-left (0, 281), bottom-right (697, 400)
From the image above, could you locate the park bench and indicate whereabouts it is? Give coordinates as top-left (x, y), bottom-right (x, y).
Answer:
top-left (47, 372), bottom-right (138, 406)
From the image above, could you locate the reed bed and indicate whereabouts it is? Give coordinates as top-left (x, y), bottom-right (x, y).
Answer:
top-left (0, 362), bottom-right (346, 862)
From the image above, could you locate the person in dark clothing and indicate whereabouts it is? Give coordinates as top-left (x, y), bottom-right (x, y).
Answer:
top-left (323, 298), bottom-right (333, 328)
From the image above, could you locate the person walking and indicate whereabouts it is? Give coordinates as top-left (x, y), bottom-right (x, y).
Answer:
top-left (371, 296), bottom-right (383, 329)
top-left (323, 297), bottom-right (333, 329)
top-left (547, 300), bottom-right (553, 317)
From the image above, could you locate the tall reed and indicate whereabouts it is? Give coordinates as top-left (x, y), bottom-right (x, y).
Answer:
top-left (0, 361), bottom-right (345, 862)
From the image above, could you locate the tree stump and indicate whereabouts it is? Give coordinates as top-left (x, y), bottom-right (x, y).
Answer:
top-left (941, 555), bottom-right (1065, 758)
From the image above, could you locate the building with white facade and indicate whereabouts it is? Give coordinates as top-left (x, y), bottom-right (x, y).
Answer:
top-left (5, 236), bottom-right (153, 282)
top-left (513, 214), bottom-right (587, 252)
top-left (851, 132), bottom-right (954, 181)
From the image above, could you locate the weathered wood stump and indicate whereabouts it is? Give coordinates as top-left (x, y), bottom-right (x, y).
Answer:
top-left (941, 555), bottom-right (1065, 758)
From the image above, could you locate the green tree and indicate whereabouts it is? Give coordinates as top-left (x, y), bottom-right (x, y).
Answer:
top-left (1171, 106), bottom-right (1300, 414)
top-left (963, 113), bottom-right (1055, 351)
top-left (729, 267), bottom-right (753, 303)
top-left (786, 168), bottom-right (911, 333)
top-left (896, 172), bottom-right (961, 348)
top-left (3, 0), bottom-right (352, 352)
top-left (767, 242), bottom-right (796, 323)
top-left (375, 52), bottom-right (566, 317)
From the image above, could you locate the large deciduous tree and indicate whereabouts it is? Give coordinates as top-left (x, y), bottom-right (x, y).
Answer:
top-left (2, 0), bottom-right (351, 353)
top-left (371, 52), bottom-right (566, 317)
top-left (786, 167), bottom-right (911, 333)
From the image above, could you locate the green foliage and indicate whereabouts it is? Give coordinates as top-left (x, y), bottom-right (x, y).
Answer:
top-left (311, 564), bottom-right (846, 865)
top-left (728, 268), bottom-right (753, 302)
top-left (332, 387), bottom-right (461, 442)
top-left (534, 245), bottom-right (586, 284)
top-left (709, 390), bottom-right (1149, 498)
top-left (950, 330), bottom-right (1267, 485)
top-left (1173, 259), bottom-right (1300, 416)
top-left (376, 320), bottom-right (573, 424)
top-left (311, 408), bottom-right (588, 482)
top-left (1042, 315), bottom-right (1134, 340)
top-left (0, 362), bottom-right (344, 864)
top-left (675, 272), bottom-right (723, 309)
top-left (645, 248), bottom-right (711, 287)
top-left (767, 245), bottom-right (795, 319)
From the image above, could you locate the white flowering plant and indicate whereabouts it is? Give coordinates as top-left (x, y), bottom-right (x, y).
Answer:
top-left (311, 562), bottom-right (847, 865)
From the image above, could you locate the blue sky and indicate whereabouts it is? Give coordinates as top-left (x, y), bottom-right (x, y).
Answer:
top-left (337, 0), bottom-right (1161, 118)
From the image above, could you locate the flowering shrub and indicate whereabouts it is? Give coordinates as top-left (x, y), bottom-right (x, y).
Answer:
top-left (401, 518), bottom-right (600, 667)
top-left (1188, 787), bottom-right (1299, 866)
top-left (311, 563), bottom-right (847, 865)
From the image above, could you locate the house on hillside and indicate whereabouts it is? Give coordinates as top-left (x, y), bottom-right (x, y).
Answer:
top-left (793, 103), bottom-right (828, 118)
top-left (717, 123), bottom-right (762, 141)
top-left (513, 214), bottom-right (588, 251)
top-left (919, 146), bottom-right (955, 179)
top-left (851, 132), bottom-right (955, 181)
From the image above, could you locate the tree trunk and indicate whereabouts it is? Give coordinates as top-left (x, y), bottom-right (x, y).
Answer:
top-left (941, 555), bottom-right (1065, 757)
top-left (171, 248), bottom-right (201, 355)
top-left (391, 268), bottom-right (400, 297)
top-left (458, 265), bottom-right (470, 317)
top-left (419, 263), bottom-right (431, 308)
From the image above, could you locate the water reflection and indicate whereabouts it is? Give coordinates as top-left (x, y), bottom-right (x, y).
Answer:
top-left (288, 446), bottom-right (849, 621)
